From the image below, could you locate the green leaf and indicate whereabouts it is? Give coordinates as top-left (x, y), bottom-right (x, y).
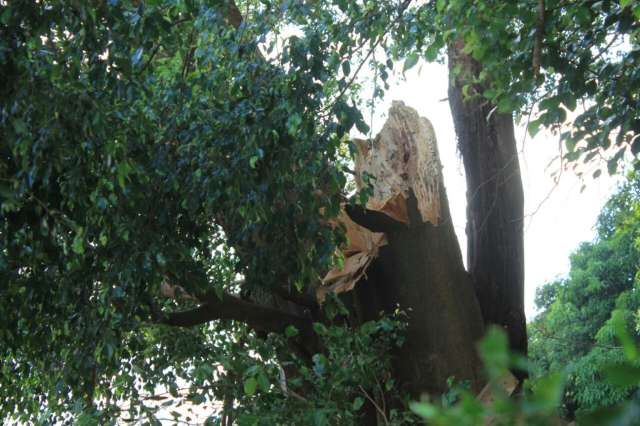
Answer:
top-left (527, 119), bottom-right (542, 138)
top-left (403, 53), bottom-right (419, 73)
top-left (531, 372), bottom-right (565, 411)
top-left (341, 60), bottom-right (351, 76)
top-left (257, 372), bottom-right (269, 392)
top-left (355, 119), bottom-right (370, 134)
top-left (155, 253), bottom-right (166, 267)
top-left (72, 228), bottom-right (85, 255)
top-left (131, 47), bottom-right (144, 66)
top-left (116, 162), bottom-right (131, 189)
top-left (0, 183), bottom-right (16, 201)
top-left (603, 363), bottom-right (640, 387)
top-left (287, 113), bottom-right (302, 136)
top-left (0, 7), bottom-right (11, 25)
top-left (285, 325), bottom-right (299, 337)
top-left (631, 137), bottom-right (640, 156)
top-left (608, 157), bottom-right (618, 175)
top-left (352, 397), bottom-right (365, 411)
top-left (477, 326), bottom-right (510, 377)
top-left (243, 377), bottom-right (258, 396)
top-left (425, 44), bottom-right (439, 62)
top-left (611, 310), bottom-right (639, 361)
top-left (409, 401), bottom-right (438, 419)
top-left (561, 94), bottom-right (577, 112)
top-left (312, 322), bottom-right (328, 335)
top-left (12, 118), bottom-right (27, 134)
top-left (497, 96), bottom-right (515, 113)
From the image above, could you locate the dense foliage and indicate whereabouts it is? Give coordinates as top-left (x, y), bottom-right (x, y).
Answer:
top-left (529, 173), bottom-right (640, 417)
top-left (2, 0), bottom-right (640, 424)
top-left (0, 0), bottom-right (407, 422)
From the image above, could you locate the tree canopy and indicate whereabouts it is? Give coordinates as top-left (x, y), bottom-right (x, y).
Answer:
top-left (530, 172), bottom-right (640, 417)
top-left (0, 0), bottom-right (421, 422)
top-left (1, 0), bottom-right (640, 424)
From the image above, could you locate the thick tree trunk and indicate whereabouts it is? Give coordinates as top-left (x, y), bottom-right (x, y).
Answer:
top-left (348, 103), bottom-right (485, 396)
top-left (355, 193), bottom-right (485, 396)
top-left (447, 45), bottom-right (527, 359)
top-left (217, 0), bottom-right (491, 400)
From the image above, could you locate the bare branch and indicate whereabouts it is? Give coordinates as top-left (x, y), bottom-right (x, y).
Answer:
top-left (161, 290), bottom-right (312, 335)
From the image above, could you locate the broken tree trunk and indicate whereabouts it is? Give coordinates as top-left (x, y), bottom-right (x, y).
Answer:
top-left (165, 102), bottom-right (489, 401)
top-left (332, 101), bottom-right (486, 395)
top-left (447, 45), bottom-right (527, 360)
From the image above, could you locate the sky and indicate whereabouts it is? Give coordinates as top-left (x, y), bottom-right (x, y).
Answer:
top-left (361, 60), bottom-right (622, 320)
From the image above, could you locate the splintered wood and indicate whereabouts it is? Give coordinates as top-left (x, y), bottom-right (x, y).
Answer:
top-left (354, 100), bottom-right (442, 225)
top-left (318, 101), bottom-right (444, 301)
top-left (316, 211), bottom-right (387, 303)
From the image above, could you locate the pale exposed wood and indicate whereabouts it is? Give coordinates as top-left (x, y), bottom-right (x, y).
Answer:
top-left (319, 102), bottom-right (445, 301)
top-left (354, 101), bottom-right (442, 226)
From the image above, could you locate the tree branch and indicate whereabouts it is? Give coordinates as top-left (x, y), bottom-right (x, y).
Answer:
top-left (344, 203), bottom-right (407, 233)
top-left (161, 291), bottom-right (312, 334)
top-left (225, 1), bottom-right (243, 29)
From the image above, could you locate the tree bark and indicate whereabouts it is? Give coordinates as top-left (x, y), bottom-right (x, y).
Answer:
top-left (354, 191), bottom-right (485, 396)
top-left (447, 44), bottom-right (527, 360)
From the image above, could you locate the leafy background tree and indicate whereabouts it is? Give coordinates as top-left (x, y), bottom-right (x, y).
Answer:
top-left (529, 172), bottom-right (640, 418)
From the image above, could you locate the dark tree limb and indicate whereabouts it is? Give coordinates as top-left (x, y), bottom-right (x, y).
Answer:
top-left (161, 291), bottom-right (312, 334)
top-left (225, 1), bottom-right (243, 29)
top-left (448, 43), bottom-right (527, 366)
top-left (344, 203), bottom-right (408, 233)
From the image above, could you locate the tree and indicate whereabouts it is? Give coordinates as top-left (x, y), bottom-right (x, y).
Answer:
top-left (529, 173), bottom-right (640, 418)
top-left (0, 0), bottom-right (637, 424)
top-left (0, 2), bottom-right (488, 423)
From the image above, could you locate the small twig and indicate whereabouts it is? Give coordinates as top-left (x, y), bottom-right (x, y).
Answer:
top-left (524, 136), bottom-right (564, 229)
top-left (591, 32), bottom-right (620, 63)
top-left (531, 323), bottom-right (622, 351)
top-left (277, 365), bottom-right (308, 402)
top-left (28, 194), bottom-right (76, 229)
top-left (359, 385), bottom-right (389, 425)
top-left (374, 375), bottom-right (387, 417)
top-left (181, 29), bottom-right (196, 79)
top-left (321, 0), bottom-right (413, 116)
top-left (138, 43), bottom-right (161, 75)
